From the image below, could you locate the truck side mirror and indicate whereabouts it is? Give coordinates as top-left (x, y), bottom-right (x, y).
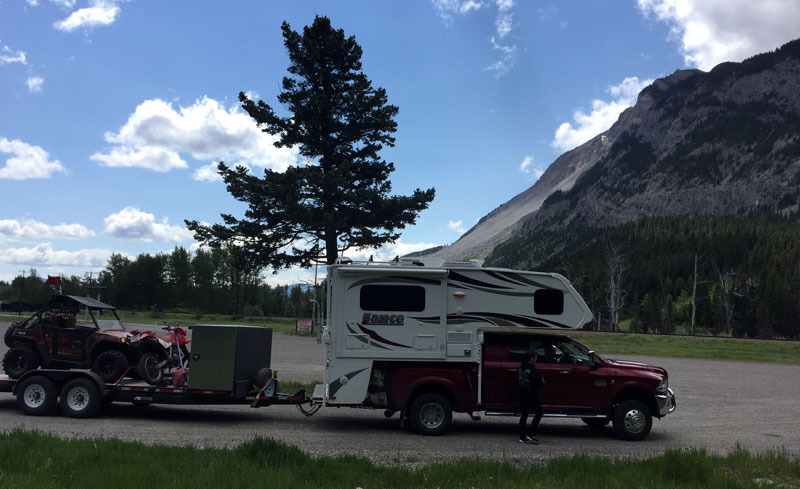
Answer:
top-left (588, 350), bottom-right (597, 368)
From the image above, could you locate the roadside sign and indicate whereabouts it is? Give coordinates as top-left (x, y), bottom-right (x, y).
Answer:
top-left (296, 319), bottom-right (313, 333)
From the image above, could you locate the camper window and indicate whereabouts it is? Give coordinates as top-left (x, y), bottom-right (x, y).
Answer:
top-left (533, 289), bottom-right (564, 315)
top-left (360, 284), bottom-right (426, 312)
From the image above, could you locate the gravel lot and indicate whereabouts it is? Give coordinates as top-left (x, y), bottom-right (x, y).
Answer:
top-left (1, 320), bottom-right (798, 465)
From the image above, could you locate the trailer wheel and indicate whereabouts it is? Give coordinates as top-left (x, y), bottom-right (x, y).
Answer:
top-left (3, 345), bottom-right (40, 379)
top-left (16, 375), bottom-right (57, 415)
top-left (612, 400), bottom-right (652, 440)
top-left (59, 378), bottom-right (101, 418)
top-left (92, 350), bottom-right (128, 383)
top-left (408, 393), bottom-right (452, 436)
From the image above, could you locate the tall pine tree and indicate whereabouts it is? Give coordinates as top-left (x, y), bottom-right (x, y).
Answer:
top-left (186, 16), bottom-right (435, 267)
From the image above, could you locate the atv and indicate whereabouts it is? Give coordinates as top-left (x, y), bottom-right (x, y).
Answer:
top-left (3, 295), bottom-right (138, 382)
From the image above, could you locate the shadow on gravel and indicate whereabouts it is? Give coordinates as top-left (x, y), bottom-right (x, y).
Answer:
top-left (311, 410), bottom-right (674, 442)
top-left (99, 403), bottom-right (269, 423)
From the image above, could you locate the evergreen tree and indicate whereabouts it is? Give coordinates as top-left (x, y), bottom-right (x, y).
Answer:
top-left (186, 16), bottom-right (435, 267)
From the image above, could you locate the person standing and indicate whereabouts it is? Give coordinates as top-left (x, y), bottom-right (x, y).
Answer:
top-left (518, 351), bottom-right (544, 444)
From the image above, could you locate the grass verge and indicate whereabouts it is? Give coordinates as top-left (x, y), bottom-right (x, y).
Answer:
top-left (0, 430), bottom-right (798, 489)
top-left (567, 331), bottom-right (800, 365)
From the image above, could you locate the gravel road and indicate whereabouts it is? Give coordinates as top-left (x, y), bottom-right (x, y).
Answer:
top-left (1, 320), bottom-right (798, 465)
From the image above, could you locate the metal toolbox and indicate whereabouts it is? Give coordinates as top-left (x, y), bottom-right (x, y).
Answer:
top-left (187, 324), bottom-right (272, 394)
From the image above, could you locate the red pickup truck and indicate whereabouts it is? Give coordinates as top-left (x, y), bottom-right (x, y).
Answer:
top-left (373, 330), bottom-right (676, 440)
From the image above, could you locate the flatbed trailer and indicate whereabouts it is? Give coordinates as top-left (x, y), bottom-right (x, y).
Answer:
top-left (0, 370), bottom-right (312, 418)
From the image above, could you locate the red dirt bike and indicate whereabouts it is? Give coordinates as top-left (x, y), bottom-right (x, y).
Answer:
top-left (132, 322), bottom-right (191, 386)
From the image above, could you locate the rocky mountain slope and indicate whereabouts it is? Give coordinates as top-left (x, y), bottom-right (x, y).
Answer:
top-left (435, 38), bottom-right (800, 262)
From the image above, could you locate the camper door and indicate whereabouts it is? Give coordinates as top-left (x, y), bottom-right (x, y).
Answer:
top-left (337, 268), bottom-right (447, 360)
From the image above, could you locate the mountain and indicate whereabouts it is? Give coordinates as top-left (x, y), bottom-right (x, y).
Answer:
top-left (434, 38), bottom-right (800, 263)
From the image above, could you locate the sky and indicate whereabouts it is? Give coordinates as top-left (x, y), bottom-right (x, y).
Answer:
top-left (2, 0), bottom-right (800, 287)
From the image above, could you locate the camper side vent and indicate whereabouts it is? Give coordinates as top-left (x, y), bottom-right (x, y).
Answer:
top-left (447, 332), bottom-right (472, 343)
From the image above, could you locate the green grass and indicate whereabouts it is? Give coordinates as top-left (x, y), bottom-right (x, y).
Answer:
top-left (277, 379), bottom-right (319, 394)
top-left (0, 310), bottom-right (315, 336)
top-left (568, 330), bottom-right (800, 365)
top-left (0, 430), bottom-right (798, 489)
top-left (115, 311), bottom-right (316, 336)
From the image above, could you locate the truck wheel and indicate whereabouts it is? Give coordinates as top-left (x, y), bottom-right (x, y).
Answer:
top-left (408, 393), bottom-right (452, 436)
top-left (137, 352), bottom-right (164, 385)
top-left (16, 375), bottom-right (57, 415)
top-left (59, 378), bottom-right (101, 418)
top-left (582, 417), bottom-right (610, 427)
top-left (612, 400), bottom-right (652, 440)
top-left (3, 345), bottom-right (40, 379)
top-left (92, 350), bottom-right (128, 383)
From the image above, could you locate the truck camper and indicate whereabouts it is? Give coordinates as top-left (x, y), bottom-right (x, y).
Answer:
top-left (314, 257), bottom-right (675, 439)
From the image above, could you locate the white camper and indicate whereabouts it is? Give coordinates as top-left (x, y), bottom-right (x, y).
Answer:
top-left (317, 257), bottom-right (593, 407)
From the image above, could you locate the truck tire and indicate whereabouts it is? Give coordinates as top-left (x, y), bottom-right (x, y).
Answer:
top-left (92, 350), bottom-right (128, 383)
top-left (612, 400), bottom-right (652, 440)
top-left (3, 345), bottom-right (40, 379)
top-left (59, 378), bottom-right (101, 418)
top-left (408, 393), bottom-right (452, 436)
top-left (137, 352), bottom-right (164, 385)
top-left (16, 375), bottom-right (57, 415)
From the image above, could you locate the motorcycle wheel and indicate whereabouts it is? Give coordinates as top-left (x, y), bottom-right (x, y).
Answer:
top-left (137, 352), bottom-right (164, 385)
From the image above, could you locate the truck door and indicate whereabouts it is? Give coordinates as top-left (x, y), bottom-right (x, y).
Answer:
top-left (481, 334), bottom-right (549, 411)
top-left (537, 338), bottom-right (613, 411)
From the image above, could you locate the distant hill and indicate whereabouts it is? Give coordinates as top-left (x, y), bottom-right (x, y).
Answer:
top-left (434, 38), bottom-right (800, 263)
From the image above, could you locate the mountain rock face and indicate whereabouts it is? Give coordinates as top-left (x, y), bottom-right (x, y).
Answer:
top-left (434, 39), bottom-right (800, 262)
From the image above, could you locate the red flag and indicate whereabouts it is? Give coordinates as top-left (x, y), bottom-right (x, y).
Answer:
top-left (45, 275), bottom-right (62, 286)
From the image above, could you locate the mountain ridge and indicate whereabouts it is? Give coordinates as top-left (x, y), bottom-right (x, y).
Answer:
top-left (433, 38), bottom-right (800, 262)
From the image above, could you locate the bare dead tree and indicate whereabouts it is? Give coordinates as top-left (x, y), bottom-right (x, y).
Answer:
top-left (691, 252), bottom-right (710, 336)
top-left (714, 265), bottom-right (741, 336)
top-left (605, 240), bottom-right (628, 332)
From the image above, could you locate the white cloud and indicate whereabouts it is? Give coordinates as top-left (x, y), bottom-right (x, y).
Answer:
top-left (91, 97), bottom-right (298, 177)
top-left (26, 76), bottom-right (44, 93)
top-left (0, 43), bottom-right (27, 65)
top-left (637, 0), bottom-right (800, 71)
top-left (432, 0), bottom-right (486, 25)
top-left (104, 207), bottom-right (194, 242)
top-left (0, 138), bottom-right (66, 180)
top-left (0, 243), bottom-right (113, 267)
top-left (432, 0), bottom-right (519, 78)
top-left (495, 13), bottom-right (513, 38)
top-left (0, 219), bottom-right (94, 241)
top-left (552, 76), bottom-right (653, 153)
top-left (518, 154), bottom-right (544, 180)
top-left (54, 0), bottom-right (120, 32)
top-left (485, 37), bottom-right (518, 78)
top-left (51, 0), bottom-right (78, 8)
top-left (448, 220), bottom-right (467, 234)
top-left (193, 162), bottom-right (224, 182)
top-left (91, 145), bottom-right (187, 172)
top-left (346, 240), bottom-right (443, 263)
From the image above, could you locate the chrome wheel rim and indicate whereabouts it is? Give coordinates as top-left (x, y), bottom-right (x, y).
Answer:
top-left (624, 408), bottom-right (646, 433)
top-left (23, 384), bottom-right (46, 408)
top-left (419, 402), bottom-right (444, 429)
top-left (66, 386), bottom-right (90, 411)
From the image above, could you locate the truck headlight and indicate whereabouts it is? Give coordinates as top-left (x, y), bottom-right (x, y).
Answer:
top-left (656, 377), bottom-right (668, 393)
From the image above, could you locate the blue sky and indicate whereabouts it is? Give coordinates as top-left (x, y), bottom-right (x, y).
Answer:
top-left (2, 0), bottom-right (799, 285)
